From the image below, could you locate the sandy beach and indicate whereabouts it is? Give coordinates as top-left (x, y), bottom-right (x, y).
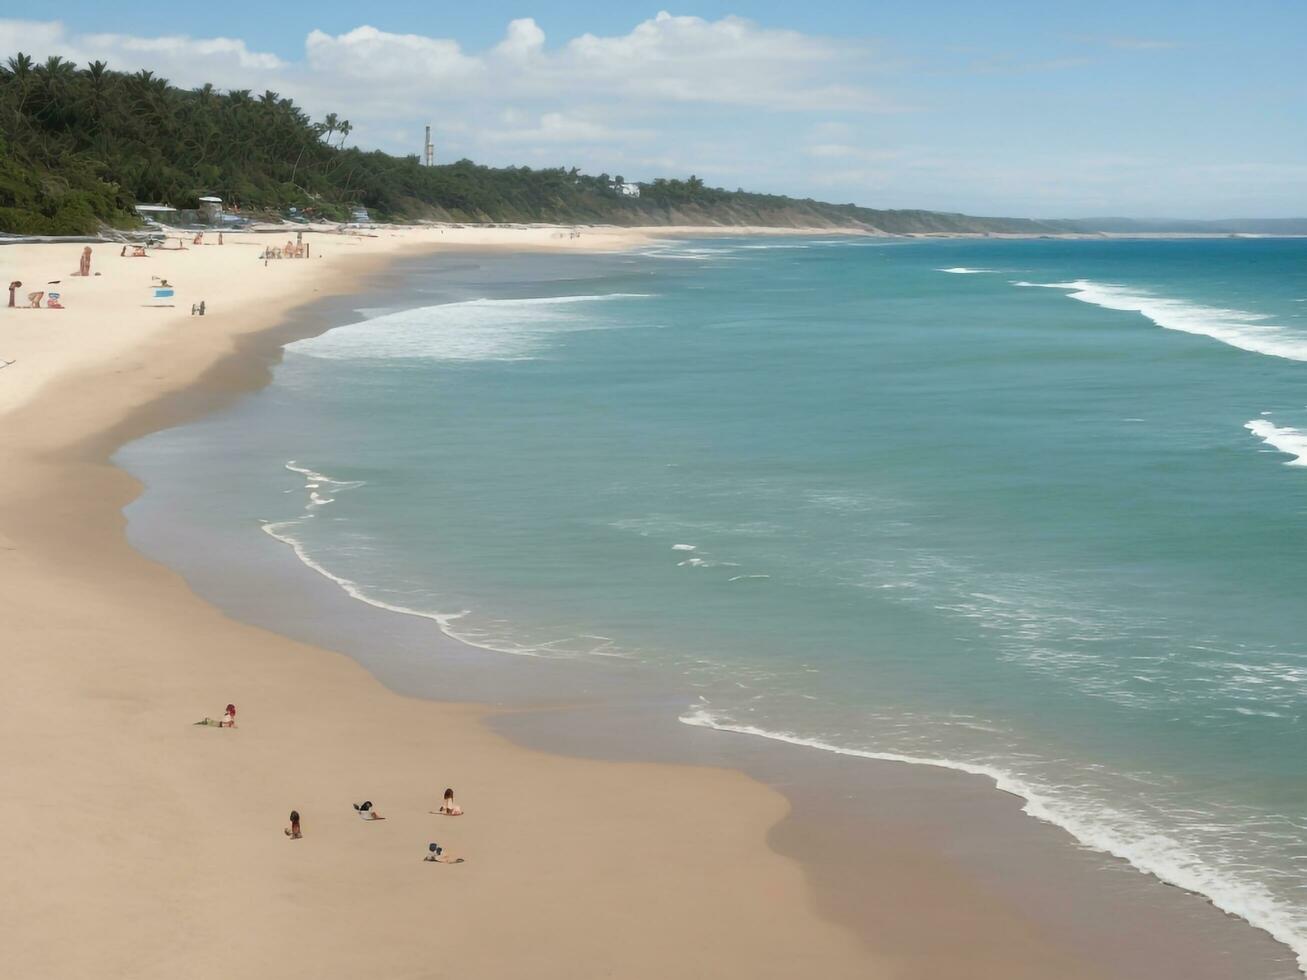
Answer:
top-left (1, 226), bottom-right (1300, 980)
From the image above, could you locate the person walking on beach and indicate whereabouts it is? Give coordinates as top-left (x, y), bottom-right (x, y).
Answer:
top-left (285, 811), bottom-right (302, 838)
top-left (76, 247), bottom-right (92, 277)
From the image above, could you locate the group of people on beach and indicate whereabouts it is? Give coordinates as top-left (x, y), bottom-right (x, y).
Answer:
top-left (263, 236), bottom-right (309, 261)
top-left (283, 789), bottom-right (464, 862)
top-left (198, 702), bottom-right (464, 863)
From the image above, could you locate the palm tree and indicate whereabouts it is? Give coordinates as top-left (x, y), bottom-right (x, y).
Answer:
top-left (4, 52), bottom-right (36, 116)
top-left (318, 111), bottom-right (339, 144)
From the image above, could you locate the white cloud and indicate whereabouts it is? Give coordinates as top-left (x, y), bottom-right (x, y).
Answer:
top-left (548, 11), bottom-right (884, 110)
top-left (494, 18), bottom-right (546, 61)
top-left (481, 112), bottom-right (652, 145)
top-left (296, 13), bottom-right (890, 112)
top-left (81, 31), bottom-right (285, 70)
top-left (0, 19), bottom-right (285, 84)
top-left (304, 26), bottom-right (482, 86)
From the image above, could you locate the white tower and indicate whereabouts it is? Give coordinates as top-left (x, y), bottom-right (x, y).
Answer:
top-left (424, 126), bottom-right (435, 167)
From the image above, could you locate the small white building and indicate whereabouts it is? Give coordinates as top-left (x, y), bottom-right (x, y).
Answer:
top-left (618, 183), bottom-right (641, 198)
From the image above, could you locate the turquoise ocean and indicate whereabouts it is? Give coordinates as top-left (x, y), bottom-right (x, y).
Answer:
top-left (122, 237), bottom-right (1307, 963)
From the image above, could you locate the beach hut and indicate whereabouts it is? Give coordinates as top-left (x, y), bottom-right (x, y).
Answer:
top-left (198, 196), bottom-right (223, 225)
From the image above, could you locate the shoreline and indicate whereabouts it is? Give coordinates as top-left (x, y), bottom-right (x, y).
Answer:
top-left (0, 227), bottom-right (881, 979)
top-left (2, 229), bottom-right (1300, 979)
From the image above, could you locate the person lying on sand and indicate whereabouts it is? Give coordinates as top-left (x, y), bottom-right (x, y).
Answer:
top-left (353, 801), bottom-right (386, 820)
top-left (435, 788), bottom-right (463, 815)
top-left (424, 843), bottom-right (463, 863)
top-left (285, 810), bottom-right (302, 838)
top-left (194, 703), bottom-right (236, 727)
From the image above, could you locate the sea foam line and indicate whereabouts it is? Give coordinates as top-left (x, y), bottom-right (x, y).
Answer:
top-left (260, 520), bottom-right (469, 629)
top-left (266, 462), bottom-right (625, 660)
top-left (285, 460), bottom-right (365, 488)
top-left (1246, 420), bottom-right (1307, 465)
top-left (1017, 280), bottom-right (1307, 362)
top-left (680, 707), bottom-right (1307, 972)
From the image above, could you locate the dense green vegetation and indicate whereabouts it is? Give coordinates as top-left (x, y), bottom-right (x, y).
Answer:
top-left (0, 53), bottom-right (1070, 235)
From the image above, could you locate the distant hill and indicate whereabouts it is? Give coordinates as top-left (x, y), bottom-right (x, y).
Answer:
top-left (0, 54), bottom-right (1071, 236)
top-left (1060, 217), bottom-right (1307, 235)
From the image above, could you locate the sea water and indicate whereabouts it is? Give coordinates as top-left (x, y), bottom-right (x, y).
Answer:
top-left (121, 237), bottom-right (1307, 964)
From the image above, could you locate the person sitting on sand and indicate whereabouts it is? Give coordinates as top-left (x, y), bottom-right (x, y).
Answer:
top-left (353, 801), bottom-right (386, 821)
top-left (285, 810), bottom-right (302, 838)
top-left (424, 843), bottom-right (463, 863)
top-left (437, 788), bottom-right (463, 816)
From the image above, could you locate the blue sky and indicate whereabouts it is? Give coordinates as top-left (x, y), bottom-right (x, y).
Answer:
top-left (4, 3), bottom-right (1304, 217)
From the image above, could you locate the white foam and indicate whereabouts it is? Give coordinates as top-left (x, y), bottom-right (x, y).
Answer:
top-left (1246, 419), bottom-right (1307, 465)
top-left (679, 708), bottom-right (1307, 972)
top-left (728, 574), bottom-right (770, 582)
top-left (939, 267), bottom-right (995, 274)
top-left (260, 518), bottom-right (618, 660)
top-left (287, 293), bottom-right (651, 363)
top-left (261, 520), bottom-right (467, 628)
top-left (671, 544), bottom-right (697, 551)
top-left (638, 243), bottom-right (743, 261)
top-left (285, 460), bottom-right (363, 488)
top-left (1019, 280), bottom-right (1307, 362)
